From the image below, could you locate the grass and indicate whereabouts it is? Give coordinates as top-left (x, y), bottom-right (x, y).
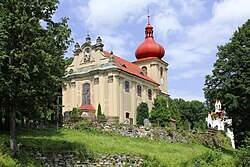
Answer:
top-left (16, 128), bottom-right (235, 166)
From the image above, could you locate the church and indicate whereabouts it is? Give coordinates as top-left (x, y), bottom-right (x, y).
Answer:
top-left (62, 17), bottom-right (169, 124)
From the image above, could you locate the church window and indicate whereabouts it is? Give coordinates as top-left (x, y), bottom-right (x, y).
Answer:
top-left (82, 83), bottom-right (90, 105)
top-left (137, 85), bottom-right (142, 97)
top-left (125, 81), bottom-right (130, 93)
top-left (126, 112), bottom-right (130, 119)
top-left (142, 66), bottom-right (147, 75)
top-left (148, 89), bottom-right (152, 100)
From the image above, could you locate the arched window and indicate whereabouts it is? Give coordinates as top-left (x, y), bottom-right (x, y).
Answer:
top-left (148, 89), bottom-right (152, 100)
top-left (125, 81), bottom-right (130, 93)
top-left (82, 83), bottom-right (90, 105)
top-left (142, 66), bottom-right (147, 75)
top-left (137, 85), bottom-right (142, 97)
top-left (126, 112), bottom-right (130, 119)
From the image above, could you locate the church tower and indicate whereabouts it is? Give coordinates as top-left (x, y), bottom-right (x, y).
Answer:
top-left (133, 16), bottom-right (169, 95)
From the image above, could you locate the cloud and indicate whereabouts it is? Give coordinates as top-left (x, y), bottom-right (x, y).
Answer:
top-left (76, 0), bottom-right (160, 33)
top-left (173, 0), bottom-right (206, 20)
top-left (164, 0), bottom-right (250, 70)
top-left (212, 0), bottom-right (250, 24)
top-left (170, 69), bottom-right (210, 81)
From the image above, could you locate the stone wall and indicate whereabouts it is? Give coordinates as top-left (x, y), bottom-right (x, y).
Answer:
top-left (25, 147), bottom-right (143, 167)
top-left (96, 124), bottom-right (194, 144)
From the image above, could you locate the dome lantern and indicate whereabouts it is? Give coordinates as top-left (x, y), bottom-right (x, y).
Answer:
top-left (135, 16), bottom-right (165, 60)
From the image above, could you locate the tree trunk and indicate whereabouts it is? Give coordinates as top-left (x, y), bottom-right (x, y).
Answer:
top-left (9, 104), bottom-right (18, 158)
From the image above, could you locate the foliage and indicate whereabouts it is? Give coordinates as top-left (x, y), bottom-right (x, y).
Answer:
top-left (150, 96), bottom-right (180, 127)
top-left (173, 99), bottom-right (208, 131)
top-left (15, 128), bottom-right (237, 167)
top-left (0, 133), bottom-right (41, 167)
top-left (78, 120), bottom-right (95, 131)
top-left (71, 107), bottom-right (80, 117)
top-left (142, 155), bottom-right (164, 167)
top-left (204, 19), bottom-right (250, 147)
top-left (182, 150), bottom-right (235, 167)
top-left (97, 103), bottom-right (105, 122)
top-left (97, 103), bottom-right (102, 116)
top-left (0, 0), bottom-right (72, 155)
top-left (234, 134), bottom-right (250, 167)
top-left (136, 102), bottom-right (149, 125)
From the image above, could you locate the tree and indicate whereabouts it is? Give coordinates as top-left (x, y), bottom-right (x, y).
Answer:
top-left (173, 99), bottom-right (208, 130)
top-left (136, 102), bottom-right (149, 125)
top-left (204, 19), bottom-right (250, 148)
top-left (0, 0), bottom-right (72, 156)
top-left (97, 103), bottom-right (102, 116)
top-left (97, 103), bottom-right (105, 122)
top-left (150, 96), bottom-right (180, 127)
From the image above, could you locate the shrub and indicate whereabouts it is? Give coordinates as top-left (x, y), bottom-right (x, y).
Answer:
top-left (136, 102), bottom-right (149, 126)
top-left (71, 107), bottom-right (80, 117)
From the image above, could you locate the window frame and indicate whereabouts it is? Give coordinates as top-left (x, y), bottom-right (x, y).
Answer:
top-left (137, 85), bottom-right (142, 97)
top-left (82, 83), bottom-right (90, 105)
top-left (148, 89), bottom-right (152, 100)
top-left (125, 81), bottom-right (130, 93)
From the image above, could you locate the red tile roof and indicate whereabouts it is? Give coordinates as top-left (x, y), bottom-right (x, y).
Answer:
top-left (79, 104), bottom-right (96, 112)
top-left (103, 51), bottom-right (159, 85)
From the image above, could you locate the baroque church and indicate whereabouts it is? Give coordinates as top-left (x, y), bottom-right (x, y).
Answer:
top-left (62, 17), bottom-right (169, 124)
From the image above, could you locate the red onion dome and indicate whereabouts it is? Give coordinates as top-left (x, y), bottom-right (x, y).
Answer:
top-left (135, 16), bottom-right (165, 60)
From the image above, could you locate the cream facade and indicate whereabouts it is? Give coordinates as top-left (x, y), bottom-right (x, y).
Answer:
top-left (63, 21), bottom-right (169, 124)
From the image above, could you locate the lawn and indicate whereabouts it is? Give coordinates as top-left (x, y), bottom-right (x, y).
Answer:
top-left (16, 128), bottom-right (235, 166)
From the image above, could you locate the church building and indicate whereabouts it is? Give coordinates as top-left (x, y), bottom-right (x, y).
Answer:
top-left (62, 17), bottom-right (169, 124)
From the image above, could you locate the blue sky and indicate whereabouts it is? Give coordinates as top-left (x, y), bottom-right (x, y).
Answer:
top-left (54, 0), bottom-right (250, 101)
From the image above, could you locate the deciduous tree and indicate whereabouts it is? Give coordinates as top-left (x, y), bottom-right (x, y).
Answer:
top-left (204, 19), bottom-right (250, 147)
top-left (0, 0), bottom-right (72, 156)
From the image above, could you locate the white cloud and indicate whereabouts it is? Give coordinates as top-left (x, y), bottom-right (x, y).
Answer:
top-left (101, 34), bottom-right (132, 58)
top-left (76, 0), bottom-right (160, 33)
top-left (212, 0), bottom-right (250, 24)
top-left (153, 12), bottom-right (182, 38)
top-left (173, 0), bottom-right (206, 20)
top-left (164, 0), bottom-right (250, 70)
top-left (170, 69), bottom-right (209, 81)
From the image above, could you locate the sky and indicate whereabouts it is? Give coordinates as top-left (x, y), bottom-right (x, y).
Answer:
top-left (54, 0), bottom-right (250, 102)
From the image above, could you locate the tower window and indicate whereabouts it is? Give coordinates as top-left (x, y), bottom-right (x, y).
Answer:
top-left (125, 81), bottom-right (130, 93)
top-left (142, 66), bottom-right (147, 75)
top-left (137, 85), bottom-right (142, 97)
top-left (160, 67), bottom-right (163, 77)
top-left (148, 89), bottom-right (152, 100)
top-left (82, 83), bottom-right (90, 105)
